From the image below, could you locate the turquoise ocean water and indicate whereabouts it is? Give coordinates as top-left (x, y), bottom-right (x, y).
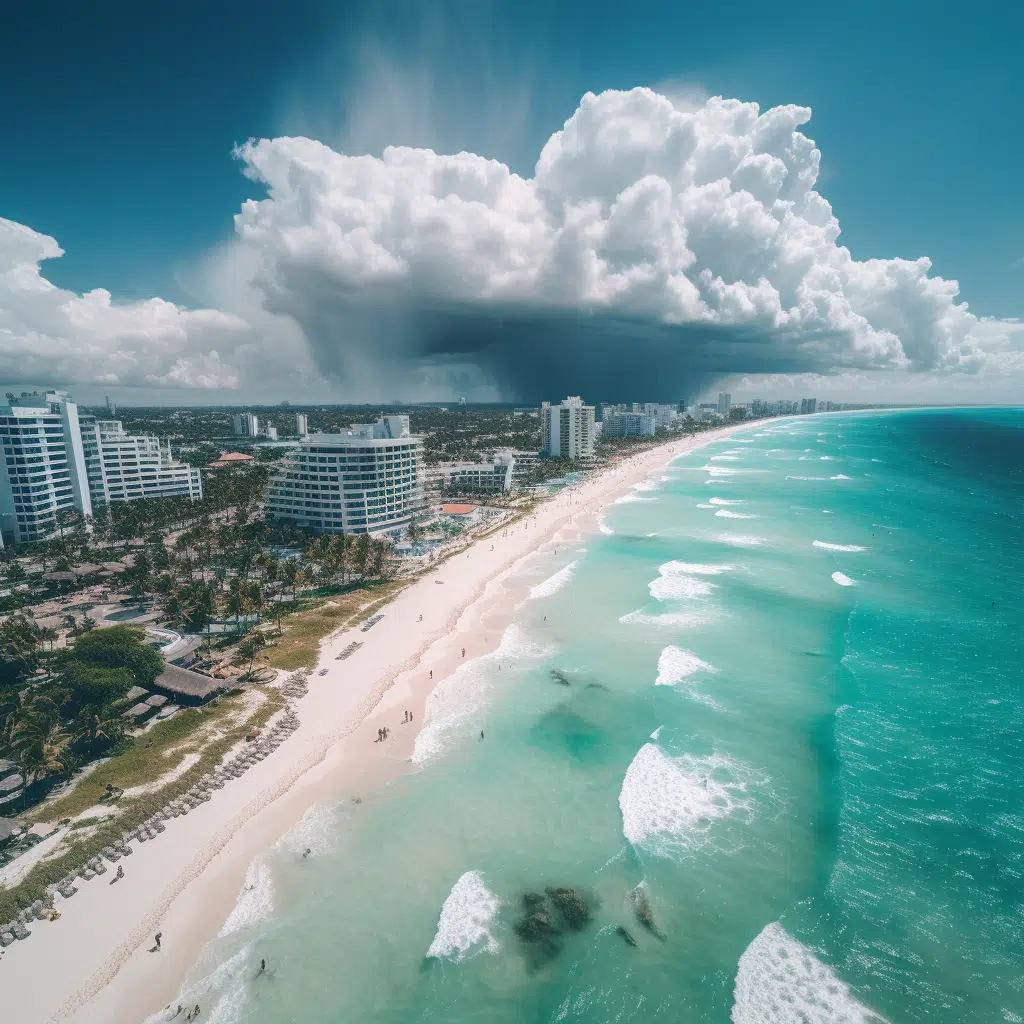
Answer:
top-left (156, 409), bottom-right (1024, 1024)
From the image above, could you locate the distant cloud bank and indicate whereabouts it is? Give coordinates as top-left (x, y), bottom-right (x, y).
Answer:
top-left (2, 88), bottom-right (1021, 397)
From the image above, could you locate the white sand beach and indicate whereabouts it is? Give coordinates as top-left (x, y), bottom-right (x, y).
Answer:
top-left (1, 424), bottom-right (748, 1024)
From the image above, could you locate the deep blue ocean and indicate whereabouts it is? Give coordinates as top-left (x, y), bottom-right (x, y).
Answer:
top-left (153, 408), bottom-right (1024, 1024)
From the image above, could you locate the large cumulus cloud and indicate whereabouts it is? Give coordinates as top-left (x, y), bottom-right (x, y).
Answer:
top-left (231, 87), bottom-right (1021, 399)
top-left (0, 217), bottom-right (249, 389)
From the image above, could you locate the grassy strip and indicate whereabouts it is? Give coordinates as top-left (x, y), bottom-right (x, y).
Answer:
top-left (266, 580), bottom-right (404, 671)
top-left (0, 690), bottom-right (283, 924)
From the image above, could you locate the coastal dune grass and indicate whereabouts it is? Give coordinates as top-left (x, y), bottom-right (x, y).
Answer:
top-left (267, 581), bottom-right (404, 671)
top-left (0, 691), bottom-right (284, 924)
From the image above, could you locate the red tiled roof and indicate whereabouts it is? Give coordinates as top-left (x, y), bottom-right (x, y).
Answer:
top-left (217, 452), bottom-right (253, 462)
top-left (442, 503), bottom-right (477, 514)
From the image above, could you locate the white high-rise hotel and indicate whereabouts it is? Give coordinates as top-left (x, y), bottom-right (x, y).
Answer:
top-left (541, 397), bottom-right (596, 459)
top-left (0, 391), bottom-right (202, 547)
top-left (267, 415), bottom-right (423, 535)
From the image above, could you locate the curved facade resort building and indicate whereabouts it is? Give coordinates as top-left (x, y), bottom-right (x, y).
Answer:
top-left (267, 415), bottom-right (423, 536)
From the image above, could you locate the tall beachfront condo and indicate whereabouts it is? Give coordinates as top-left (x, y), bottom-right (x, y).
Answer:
top-left (0, 391), bottom-right (203, 547)
top-left (540, 397), bottom-right (596, 460)
top-left (0, 391), bottom-right (93, 547)
top-left (266, 415), bottom-right (423, 535)
top-left (718, 392), bottom-right (732, 414)
top-left (295, 413), bottom-right (309, 437)
top-left (79, 419), bottom-right (203, 507)
top-left (232, 412), bottom-right (260, 436)
top-left (800, 398), bottom-right (818, 414)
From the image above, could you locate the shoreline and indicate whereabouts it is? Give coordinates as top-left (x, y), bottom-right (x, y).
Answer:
top-left (2, 423), bottom-right (752, 1024)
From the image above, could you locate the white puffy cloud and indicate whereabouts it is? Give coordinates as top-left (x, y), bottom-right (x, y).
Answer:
top-left (232, 87), bottom-right (1022, 392)
top-left (1, 87), bottom-right (1020, 400)
top-left (0, 217), bottom-right (250, 389)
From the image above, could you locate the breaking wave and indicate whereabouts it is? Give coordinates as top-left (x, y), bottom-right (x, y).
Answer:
top-left (656, 646), bottom-right (715, 685)
top-left (275, 803), bottom-right (339, 859)
top-left (714, 534), bottom-right (767, 547)
top-left (649, 570), bottom-right (715, 601)
top-left (830, 474), bottom-right (852, 480)
top-left (813, 541), bottom-right (866, 552)
top-left (709, 497), bottom-right (744, 505)
top-left (413, 625), bottom-right (552, 765)
top-left (715, 509), bottom-right (757, 519)
top-left (659, 561), bottom-right (735, 575)
top-left (831, 572), bottom-right (856, 587)
top-left (619, 610), bottom-right (711, 628)
top-left (529, 560), bottom-right (579, 600)
top-left (426, 871), bottom-right (501, 961)
top-left (219, 858), bottom-right (273, 937)
top-left (619, 744), bottom-right (758, 857)
top-left (732, 922), bottom-right (889, 1023)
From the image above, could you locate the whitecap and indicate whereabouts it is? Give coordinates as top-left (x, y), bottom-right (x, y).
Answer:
top-left (656, 646), bottom-right (715, 684)
top-left (529, 560), bottom-right (579, 600)
top-left (831, 572), bottom-right (856, 587)
top-left (715, 510), bottom-right (757, 519)
top-left (649, 573), bottom-right (714, 601)
top-left (813, 541), bottom-right (866, 552)
top-left (219, 858), bottom-right (273, 937)
top-left (696, 503), bottom-right (716, 509)
top-left (619, 610), bottom-right (711, 628)
top-left (819, 456), bottom-right (836, 460)
top-left (786, 475), bottom-right (828, 481)
top-left (732, 921), bottom-right (889, 1023)
top-left (830, 474), bottom-right (851, 481)
top-left (709, 497), bottom-right (744, 505)
top-left (714, 534), bottom-right (766, 547)
top-left (710, 455), bottom-right (741, 461)
top-left (275, 803), bottom-right (339, 859)
top-left (413, 625), bottom-right (552, 764)
top-left (659, 561), bottom-right (735, 575)
top-left (426, 871), bottom-right (501, 961)
top-left (619, 745), bottom-right (757, 856)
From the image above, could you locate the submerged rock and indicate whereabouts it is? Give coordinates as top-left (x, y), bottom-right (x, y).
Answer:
top-left (545, 887), bottom-right (592, 930)
top-left (616, 925), bottom-right (638, 948)
top-left (522, 891), bottom-right (546, 910)
top-left (514, 909), bottom-right (560, 943)
top-left (628, 886), bottom-right (664, 939)
top-left (550, 670), bottom-right (571, 686)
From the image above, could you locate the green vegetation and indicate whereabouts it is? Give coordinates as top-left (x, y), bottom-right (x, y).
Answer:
top-left (0, 689), bottom-right (282, 922)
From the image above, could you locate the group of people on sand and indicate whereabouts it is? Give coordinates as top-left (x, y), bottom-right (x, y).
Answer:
top-left (375, 726), bottom-right (390, 742)
top-left (168, 960), bottom-right (268, 1020)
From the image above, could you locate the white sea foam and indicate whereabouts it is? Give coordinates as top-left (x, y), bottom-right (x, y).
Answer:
top-left (598, 512), bottom-right (614, 534)
top-left (710, 455), bottom-right (741, 461)
top-left (619, 610), bottom-right (711, 628)
top-left (659, 561), bottom-right (735, 575)
top-left (787, 475), bottom-right (828, 481)
top-left (715, 509), bottom-right (757, 519)
top-left (813, 541), bottom-right (866, 552)
top-left (650, 725), bottom-right (664, 740)
top-left (614, 492), bottom-right (656, 504)
top-left (649, 573), bottom-right (715, 601)
top-left (831, 572), bottom-right (856, 587)
top-left (714, 533), bottom-right (767, 547)
top-left (830, 474), bottom-right (852, 480)
top-left (275, 803), bottom-right (339, 859)
top-left (709, 497), bottom-right (744, 505)
top-left (529, 560), bottom-right (579, 600)
top-left (701, 464), bottom-right (743, 475)
top-left (656, 646), bottom-right (715, 684)
top-left (413, 625), bottom-right (551, 765)
top-left (143, 946), bottom-right (255, 1024)
top-left (819, 456), bottom-right (836, 460)
top-left (426, 871), bottom-right (501, 961)
top-left (219, 858), bottom-right (273, 937)
top-left (634, 479), bottom-right (659, 491)
top-left (732, 921), bottom-right (888, 1023)
top-left (619, 745), bottom-right (756, 856)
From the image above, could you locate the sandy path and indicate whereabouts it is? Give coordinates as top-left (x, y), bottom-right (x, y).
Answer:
top-left (0, 424), bottom-right (747, 1024)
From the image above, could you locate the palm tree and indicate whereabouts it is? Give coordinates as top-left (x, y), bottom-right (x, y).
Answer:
top-left (237, 631), bottom-right (268, 678)
top-left (72, 710), bottom-right (124, 753)
top-left (9, 696), bottom-right (71, 785)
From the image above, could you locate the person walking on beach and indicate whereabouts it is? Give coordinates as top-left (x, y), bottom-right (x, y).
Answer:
top-left (155, 932), bottom-right (162, 951)
top-left (111, 864), bottom-right (124, 884)
top-left (462, 647), bottom-right (465, 657)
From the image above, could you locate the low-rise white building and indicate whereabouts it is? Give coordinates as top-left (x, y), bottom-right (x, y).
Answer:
top-left (427, 450), bottom-right (518, 494)
top-left (267, 415), bottom-right (423, 535)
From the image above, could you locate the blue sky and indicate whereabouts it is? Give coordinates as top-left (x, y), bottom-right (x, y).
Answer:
top-left (1, 0), bottom-right (1022, 403)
